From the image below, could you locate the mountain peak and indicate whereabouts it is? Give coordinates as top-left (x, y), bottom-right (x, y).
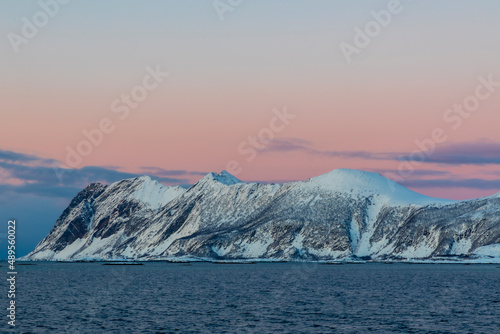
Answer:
top-left (308, 168), bottom-right (392, 186)
top-left (201, 170), bottom-right (243, 186)
top-left (307, 169), bottom-right (452, 204)
top-left (129, 175), bottom-right (153, 183)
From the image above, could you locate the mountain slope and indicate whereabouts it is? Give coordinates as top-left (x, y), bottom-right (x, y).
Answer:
top-left (24, 169), bottom-right (500, 262)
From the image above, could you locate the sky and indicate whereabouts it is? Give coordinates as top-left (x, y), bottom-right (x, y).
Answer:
top-left (1, 0), bottom-right (500, 257)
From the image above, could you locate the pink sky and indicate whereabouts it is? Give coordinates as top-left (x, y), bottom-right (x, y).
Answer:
top-left (2, 1), bottom-right (500, 201)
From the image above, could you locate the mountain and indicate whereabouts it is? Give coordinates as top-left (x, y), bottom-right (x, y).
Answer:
top-left (24, 169), bottom-right (500, 262)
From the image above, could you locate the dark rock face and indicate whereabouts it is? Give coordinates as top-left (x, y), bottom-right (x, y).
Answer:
top-left (38, 183), bottom-right (106, 252)
top-left (25, 170), bottom-right (500, 262)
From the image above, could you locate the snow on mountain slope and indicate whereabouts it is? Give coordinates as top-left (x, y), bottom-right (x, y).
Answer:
top-left (305, 169), bottom-right (454, 205)
top-left (25, 176), bottom-right (185, 260)
top-left (472, 243), bottom-right (500, 258)
top-left (24, 169), bottom-right (500, 263)
top-left (102, 176), bottom-right (185, 210)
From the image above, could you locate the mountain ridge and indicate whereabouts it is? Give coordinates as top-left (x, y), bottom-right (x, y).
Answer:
top-left (23, 169), bottom-right (500, 263)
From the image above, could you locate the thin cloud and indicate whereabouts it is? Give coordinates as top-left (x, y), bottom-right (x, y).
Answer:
top-left (264, 138), bottom-right (500, 166)
top-left (261, 138), bottom-right (397, 160)
top-left (0, 183), bottom-right (82, 200)
top-left (0, 149), bottom-right (57, 165)
top-left (0, 149), bottom-right (200, 200)
top-left (367, 168), bottom-right (451, 177)
top-left (401, 141), bottom-right (500, 165)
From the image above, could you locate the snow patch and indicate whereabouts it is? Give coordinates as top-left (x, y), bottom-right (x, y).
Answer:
top-left (47, 238), bottom-right (86, 260)
top-left (308, 248), bottom-right (349, 259)
top-left (27, 249), bottom-right (55, 260)
top-left (472, 243), bottom-right (500, 258)
top-left (239, 235), bottom-right (274, 258)
top-left (354, 198), bottom-right (383, 257)
top-left (399, 244), bottom-right (435, 259)
top-left (130, 177), bottom-right (185, 209)
top-left (450, 239), bottom-right (472, 255)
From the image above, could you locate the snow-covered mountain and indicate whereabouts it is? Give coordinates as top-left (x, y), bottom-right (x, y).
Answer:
top-left (24, 169), bottom-right (500, 262)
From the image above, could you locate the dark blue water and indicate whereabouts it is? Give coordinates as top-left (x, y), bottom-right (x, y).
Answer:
top-left (2, 262), bottom-right (499, 333)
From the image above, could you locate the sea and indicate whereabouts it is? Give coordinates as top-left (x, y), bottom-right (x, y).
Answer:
top-left (2, 262), bottom-right (499, 333)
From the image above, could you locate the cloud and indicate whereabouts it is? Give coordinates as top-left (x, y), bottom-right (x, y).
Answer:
top-left (265, 138), bottom-right (500, 166)
top-left (0, 161), bottom-right (169, 190)
top-left (56, 166), bottom-right (190, 185)
top-left (401, 141), bottom-right (500, 165)
top-left (3, 141), bottom-right (499, 201)
top-left (0, 149), bottom-right (57, 165)
top-left (258, 138), bottom-right (313, 152)
top-left (261, 138), bottom-right (397, 160)
top-left (367, 168), bottom-right (451, 178)
top-left (0, 149), bottom-right (203, 200)
top-left (258, 138), bottom-right (500, 193)
top-left (0, 183), bottom-right (81, 200)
